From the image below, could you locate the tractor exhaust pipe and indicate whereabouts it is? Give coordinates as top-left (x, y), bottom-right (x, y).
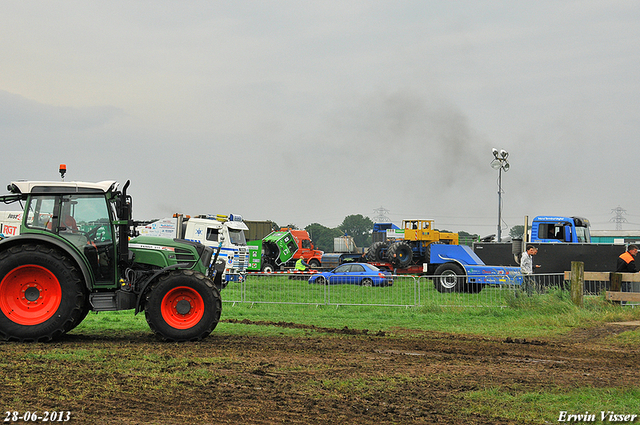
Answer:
top-left (118, 180), bottom-right (133, 266)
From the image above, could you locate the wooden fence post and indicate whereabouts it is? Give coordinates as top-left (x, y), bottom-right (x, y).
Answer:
top-left (610, 273), bottom-right (622, 292)
top-left (608, 273), bottom-right (625, 305)
top-left (570, 261), bottom-right (584, 307)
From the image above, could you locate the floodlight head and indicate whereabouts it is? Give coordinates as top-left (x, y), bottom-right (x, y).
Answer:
top-left (503, 162), bottom-right (510, 171)
top-left (492, 148), bottom-right (499, 158)
top-left (490, 159), bottom-right (502, 170)
top-left (500, 149), bottom-right (508, 159)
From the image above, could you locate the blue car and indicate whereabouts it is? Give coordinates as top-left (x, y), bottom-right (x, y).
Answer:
top-left (308, 263), bottom-right (393, 287)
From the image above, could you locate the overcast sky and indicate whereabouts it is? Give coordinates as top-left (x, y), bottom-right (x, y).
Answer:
top-left (1, 1), bottom-right (639, 237)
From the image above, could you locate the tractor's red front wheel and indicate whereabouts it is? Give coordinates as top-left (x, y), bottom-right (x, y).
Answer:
top-left (159, 286), bottom-right (205, 329)
top-left (0, 265), bottom-right (62, 325)
top-left (145, 270), bottom-right (221, 342)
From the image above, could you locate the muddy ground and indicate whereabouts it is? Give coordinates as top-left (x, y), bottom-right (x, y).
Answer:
top-left (1, 320), bottom-right (639, 424)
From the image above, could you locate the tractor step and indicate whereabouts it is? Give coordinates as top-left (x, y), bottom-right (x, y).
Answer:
top-left (90, 291), bottom-right (137, 311)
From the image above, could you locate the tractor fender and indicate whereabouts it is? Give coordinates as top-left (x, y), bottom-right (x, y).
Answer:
top-left (0, 234), bottom-right (93, 291)
top-left (134, 263), bottom-right (191, 314)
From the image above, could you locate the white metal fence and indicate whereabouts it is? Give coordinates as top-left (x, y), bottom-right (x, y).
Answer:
top-left (221, 272), bottom-right (582, 308)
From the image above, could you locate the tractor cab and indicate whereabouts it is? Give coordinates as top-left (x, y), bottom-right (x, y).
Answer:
top-left (9, 180), bottom-right (120, 287)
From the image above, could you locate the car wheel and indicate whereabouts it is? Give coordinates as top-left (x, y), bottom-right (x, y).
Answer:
top-left (315, 276), bottom-right (327, 285)
top-left (361, 278), bottom-right (373, 287)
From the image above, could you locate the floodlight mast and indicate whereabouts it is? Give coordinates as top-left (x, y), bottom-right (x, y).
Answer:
top-left (491, 148), bottom-right (509, 242)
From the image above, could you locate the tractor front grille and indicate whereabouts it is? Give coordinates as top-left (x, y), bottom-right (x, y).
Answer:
top-left (174, 247), bottom-right (197, 267)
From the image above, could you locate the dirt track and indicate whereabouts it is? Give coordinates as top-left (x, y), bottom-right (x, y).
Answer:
top-left (1, 320), bottom-right (639, 424)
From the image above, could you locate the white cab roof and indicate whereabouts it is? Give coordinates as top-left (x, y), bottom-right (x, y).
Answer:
top-left (10, 180), bottom-right (118, 194)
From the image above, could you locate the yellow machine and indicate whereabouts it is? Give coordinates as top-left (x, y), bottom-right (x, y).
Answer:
top-left (401, 219), bottom-right (458, 245)
top-left (367, 219), bottom-right (459, 269)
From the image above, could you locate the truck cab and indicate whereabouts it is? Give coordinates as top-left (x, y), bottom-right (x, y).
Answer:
top-left (247, 230), bottom-right (298, 272)
top-left (181, 215), bottom-right (249, 283)
top-left (137, 213), bottom-right (250, 283)
top-left (281, 228), bottom-right (323, 268)
top-left (530, 216), bottom-right (591, 243)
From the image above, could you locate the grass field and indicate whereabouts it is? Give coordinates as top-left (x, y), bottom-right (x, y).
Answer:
top-left (77, 284), bottom-right (640, 341)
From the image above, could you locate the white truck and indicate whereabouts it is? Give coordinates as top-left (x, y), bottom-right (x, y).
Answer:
top-left (0, 211), bottom-right (22, 239)
top-left (136, 213), bottom-right (250, 285)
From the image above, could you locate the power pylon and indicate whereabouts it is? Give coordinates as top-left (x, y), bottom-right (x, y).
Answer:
top-left (610, 206), bottom-right (628, 231)
top-left (373, 206), bottom-right (391, 222)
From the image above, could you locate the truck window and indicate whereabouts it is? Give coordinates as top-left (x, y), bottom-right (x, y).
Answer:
top-left (206, 228), bottom-right (219, 242)
top-left (538, 224), bottom-right (550, 239)
top-left (575, 226), bottom-right (590, 243)
top-left (301, 239), bottom-right (311, 249)
top-left (539, 223), bottom-right (564, 241)
top-left (228, 229), bottom-right (246, 246)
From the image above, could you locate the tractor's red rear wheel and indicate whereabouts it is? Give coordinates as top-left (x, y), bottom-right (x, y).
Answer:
top-left (0, 265), bottom-right (62, 325)
top-left (0, 244), bottom-right (88, 342)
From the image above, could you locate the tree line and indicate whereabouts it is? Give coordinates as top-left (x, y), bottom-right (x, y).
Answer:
top-left (284, 214), bottom-right (482, 253)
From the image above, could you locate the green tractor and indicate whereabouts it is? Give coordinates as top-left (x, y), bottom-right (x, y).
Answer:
top-left (0, 178), bottom-right (222, 342)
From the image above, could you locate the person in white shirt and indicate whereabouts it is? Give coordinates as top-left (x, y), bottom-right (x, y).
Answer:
top-left (520, 245), bottom-right (540, 294)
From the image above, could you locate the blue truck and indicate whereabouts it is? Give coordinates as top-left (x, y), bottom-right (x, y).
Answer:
top-left (325, 220), bottom-right (523, 294)
top-left (529, 216), bottom-right (591, 243)
top-left (409, 243), bottom-right (522, 293)
top-left (474, 215), bottom-right (625, 280)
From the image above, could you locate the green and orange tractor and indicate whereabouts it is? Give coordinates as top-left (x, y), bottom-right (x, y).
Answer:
top-left (0, 170), bottom-right (222, 342)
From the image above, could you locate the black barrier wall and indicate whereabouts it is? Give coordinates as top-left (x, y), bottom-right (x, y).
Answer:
top-left (473, 242), bottom-right (627, 273)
